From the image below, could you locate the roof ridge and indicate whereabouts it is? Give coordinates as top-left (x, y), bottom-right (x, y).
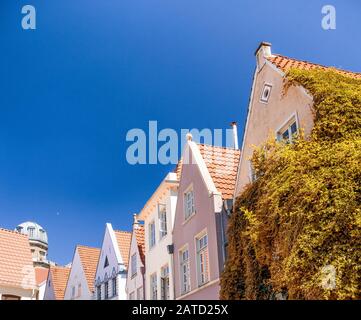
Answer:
top-left (114, 230), bottom-right (131, 234)
top-left (77, 244), bottom-right (100, 250)
top-left (197, 143), bottom-right (241, 152)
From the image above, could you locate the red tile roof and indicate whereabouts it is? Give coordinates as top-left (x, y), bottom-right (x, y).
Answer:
top-left (114, 231), bottom-right (132, 269)
top-left (34, 267), bottom-right (49, 286)
top-left (0, 228), bottom-right (36, 290)
top-left (49, 266), bottom-right (70, 300)
top-left (198, 144), bottom-right (241, 200)
top-left (267, 54), bottom-right (361, 79)
top-left (77, 245), bottom-right (100, 293)
top-left (134, 225), bottom-right (145, 264)
top-left (174, 158), bottom-right (183, 180)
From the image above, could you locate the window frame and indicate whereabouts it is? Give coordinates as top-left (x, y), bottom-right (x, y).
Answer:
top-left (149, 220), bottom-right (156, 249)
top-left (150, 273), bottom-right (158, 300)
top-left (195, 231), bottom-right (210, 287)
top-left (183, 185), bottom-right (195, 221)
top-left (260, 83), bottom-right (273, 104)
top-left (158, 203), bottom-right (167, 239)
top-left (130, 253), bottom-right (137, 278)
top-left (276, 113), bottom-right (300, 144)
top-left (160, 264), bottom-right (170, 300)
top-left (179, 245), bottom-right (191, 295)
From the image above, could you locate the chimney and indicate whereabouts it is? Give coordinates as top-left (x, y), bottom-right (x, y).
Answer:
top-left (255, 42), bottom-right (272, 69)
top-left (133, 213), bottom-right (140, 229)
top-left (230, 122), bottom-right (239, 149)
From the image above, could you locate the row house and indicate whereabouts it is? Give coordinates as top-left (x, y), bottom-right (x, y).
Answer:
top-left (94, 223), bottom-right (131, 300)
top-left (125, 215), bottom-right (145, 300)
top-left (173, 135), bottom-right (240, 300)
top-left (234, 42), bottom-right (361, 196)
top-left (44, 266), bottom-right (70, 300)
top-left (64, 245), bottom-right (100, 300)
top-left (139, 166), bottom-right (181, 300)
top-left (0, 228), bottom-right (38, 300)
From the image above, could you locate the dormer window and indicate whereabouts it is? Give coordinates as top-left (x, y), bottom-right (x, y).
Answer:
top-left (28, 227), bottom-right (35, 238)
top-left (260, 83), bottom-right (272, 103)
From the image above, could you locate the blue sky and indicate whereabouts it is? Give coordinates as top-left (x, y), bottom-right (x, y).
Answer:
top-left (0, 0), bottom-right (360, 265)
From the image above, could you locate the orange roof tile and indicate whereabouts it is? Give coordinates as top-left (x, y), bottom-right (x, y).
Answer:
top-left (174, 158), bottom-right (183, 180)
top-left (49, 266), bottom-right (70, 300)
top-left (134, 225), bottom-right (145, 264)
top-left (77, 245), bottom-right (100, 293)
top-left (34, 267), bottom-right (49, 286)
top-left (267, 54), bottom-right (361, 79)
top-left (0, 228), bottom-right (36, 290)
top-left (114, 231), bottom-right (132, 269)
top-left (198, 144), bottom-right (241, 200)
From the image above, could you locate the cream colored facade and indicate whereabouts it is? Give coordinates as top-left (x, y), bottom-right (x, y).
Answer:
top-left (235, 43), bottom-right (314, 196)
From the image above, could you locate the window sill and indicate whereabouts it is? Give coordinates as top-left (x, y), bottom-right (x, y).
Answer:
top-left (182, 212), bottom-right (196, 226)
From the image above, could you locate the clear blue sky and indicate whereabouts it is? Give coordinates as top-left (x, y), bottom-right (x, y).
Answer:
top-left (0, 0), bottom-right (360, 265)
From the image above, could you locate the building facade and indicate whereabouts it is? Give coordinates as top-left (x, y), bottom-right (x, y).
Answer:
top-left (172, 136), bottom-right (240, 300)
top-left (43, 265), bottom-right (70, 300)
top-left (94, 223), bottom-right (131, 300)
top-left (64, 245), bottom-right (100, 300)
top-left (126, 215), bottom-right (145, 300)
top-left (140, 168), bottom-right (180, 300)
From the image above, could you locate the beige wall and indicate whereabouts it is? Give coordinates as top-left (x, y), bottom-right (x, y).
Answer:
top-left (235, 61), bottom-right (314, 196)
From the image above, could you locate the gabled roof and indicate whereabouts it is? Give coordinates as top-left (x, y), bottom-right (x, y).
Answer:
top-left (77, 245), bottom-right (100, 293)
top-left (114, 231), bottom-right (132, 269)
top-left (267, 54), bottom-right (361, 79)
top-left (49, 266), bottom-right (70, 300)
top-left (35, 267), bottom-right (49, 286)
top-left (0, 228), bottom-right (36, 290)
top-left (198, 144), bottom-right (241, 200)
top-left (134, 225), bottom-right (145, 264)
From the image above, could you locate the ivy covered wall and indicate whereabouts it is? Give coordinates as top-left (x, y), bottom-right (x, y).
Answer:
top-left (220, 68), bottom-right (361, 300)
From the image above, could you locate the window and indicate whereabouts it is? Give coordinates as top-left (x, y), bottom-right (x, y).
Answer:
top-left (131, 253), bottom-right (137, 277)
top-left (277, 119), bottom-right (298, 144)
top-left (161, 265), bottom-right (170, 300)
top-left (96, 285), bottom-right (101, 300)
top-left (104, 256), bottom-right (109, 268)
top-left (149, 221), bottom-right (156, 248)
top-left (184, 188), bottom-right (195, 220)
top-left (78, 283), bottom-right (82, 298)
top-left (158, 204), bottom-right (167, 239)
top-left (39, 229), bottom-right (45, 241)
top-left (104, 281), bottom-right (109, 299)
top-left (129, 291), bottom-right (135, 300)
top-left (260, 83), bottom-right (272, 103)
top-left (179, 248), bottom-right (190, 294)
top-left (28, 227), bottom-right (35, 238)
top-left (112, 277), bottom-right (117, 297)
top-left (71, 286), bottom-right (75, 299)
top-left (137, 287), bottom-right (143, 300)
top-left (150, 273), bottom-right (158, 300)
top-left (249, 161), bottom-right (257, 183)
top-left (196, 234), bottom-right (209, 286)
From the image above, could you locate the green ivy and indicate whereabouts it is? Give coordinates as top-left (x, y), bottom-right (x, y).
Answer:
top-left (220, 68), bottom-right (361, 300)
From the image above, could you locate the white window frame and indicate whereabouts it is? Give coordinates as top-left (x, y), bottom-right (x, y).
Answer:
top-left (150, 273), bottom-right (158, 300)
top-left (260, 83), bottom-right (272, 103)
top-left (149, 220), bottom-right (156, 249)
top-left (276, 112), bottom-right (300, 144)
top-left (195, 230), bottom-right (210, 287)
top-left (179, 245), bottom-right (191, 295)
top-left (131, 253), bottom-right (137, 277)
top-left (137, 286), bottom-right (143, 300)
top-left (184, 185), bottom-right (195, 221)
top-left (160, 264), bottom-right (170, 300)
top-left (158, 203), bottom-right (167, 239)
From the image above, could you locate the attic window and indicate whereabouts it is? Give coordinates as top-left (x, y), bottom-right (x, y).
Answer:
top-left (260, 83), bottom-right (272, 103)
top-left (104, 256), bottom-right (109, 268)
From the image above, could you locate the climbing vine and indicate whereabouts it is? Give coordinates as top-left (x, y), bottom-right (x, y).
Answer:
top-left (220, 68), bottom-right (361, 300)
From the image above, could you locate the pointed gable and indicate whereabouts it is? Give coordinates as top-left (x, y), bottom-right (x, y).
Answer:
top-left (49, 266), bottom-right (70, 300)
top-left (0, 228), bottom-right (36, 290)
top-left (113, 231), bottom-right (132, 269)
top-left (77, 246), bottom-right (100, 293)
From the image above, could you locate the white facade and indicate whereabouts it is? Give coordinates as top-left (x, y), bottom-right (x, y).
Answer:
top-left (43, 272), bottom-right (56, 300)
top-left (64, 247), bottom-right (93, 300)
top-left (139, 172), bottom-right (179, 300)
top-left (94, 223), bottom-right (128, 300)
top-left (125, 222), bottom-right (145, 300)
top-left (0, 287), bottom-right (37, 300)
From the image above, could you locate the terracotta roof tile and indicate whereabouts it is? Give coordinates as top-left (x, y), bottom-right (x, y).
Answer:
top-left (49, 266), bottom-right (70, 300)
top-left (34, 267), bottom-right (49, 286)
top-left (198, 144), bottom-right (241, 200)
top-left (77, 245), bottom-right (100, 293)
top-left (0, 228), bottom-right (36, 290)
top-left (174, 158), bottom-right (183, 180)
top-left (114, 231), bottom-right (132, 269)
top-left (134, 225), bottom-right (145, 264)
top-left (267, 54), bottom-right (361, 79)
